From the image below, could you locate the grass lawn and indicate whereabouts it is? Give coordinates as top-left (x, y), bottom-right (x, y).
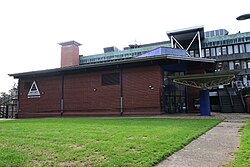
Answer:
top-left (226, 118), bottom-right (250, 167)
top-left (0, 118), bottom-right (220, 166)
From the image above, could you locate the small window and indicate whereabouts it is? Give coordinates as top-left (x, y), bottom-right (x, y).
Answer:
top-left (235, 60), bottom-right (240, 70)
top-left (228, 46), bottom-right (233, 54)
top-left (229, 61), bottom-right (234, 70)
top-left (189, 50), bottom-right (194, 57)
top-left (239, 44), bottom-right (246, 53)
top-left (205, 48), bottom-right (210, 57)
top-left (216, 47), bottom-right (222, 56)
top-left (247, 60), bottom-right (250, 68)
top-left (24, 82), bottom-right (32, 89)
top-left (194, 50), bottom-right (199, 57)
top-left (210, 48), bottom-right (216, 57)
top-left (222, 46), bottom-right (227, 55)
top-left (241, 60), bottom-right (247, 69)
top-left (234, 45), bottom-right (239, 54)
top-left (102, 73), bottom-right (120, 85)
top-left (246, 44), bottom-right (250, 52)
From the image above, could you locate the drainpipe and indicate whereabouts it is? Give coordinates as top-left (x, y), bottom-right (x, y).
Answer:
top-left (120, 68), bottom-right (124, 116)
top-left (61, 75), bottom-right (64, 116)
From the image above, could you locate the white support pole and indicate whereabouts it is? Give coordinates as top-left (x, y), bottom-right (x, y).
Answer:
top-left (172, 36), bottom-right (184, 50)
top-left (171, 36), bottom-right (174, 48)
top-left (197, 31), bottom-right (202, 58)
top-left (186, 32), bottom-right (198, 51)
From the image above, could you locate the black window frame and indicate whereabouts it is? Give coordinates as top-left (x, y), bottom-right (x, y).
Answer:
top-left (101, 73), bottom-right (120, 86)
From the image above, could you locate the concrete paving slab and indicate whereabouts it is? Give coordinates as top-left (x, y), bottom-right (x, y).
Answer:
top-left (156, 116), bottom-right (247, 167)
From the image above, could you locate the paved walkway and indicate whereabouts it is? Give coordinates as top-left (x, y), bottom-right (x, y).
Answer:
top-left (156, 113), bottom-right (250, 167)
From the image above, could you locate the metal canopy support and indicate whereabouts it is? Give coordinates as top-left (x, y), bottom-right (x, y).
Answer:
top-left (169, 71), bottom-right (239, 89)
top-left (169, 31), bottom-right (202, 57)
top-left (169, 71), bottom-right (239, 116)
top-left (171, 36), bottom-right (184, 50)
top-left (172, 75), bottom-right (235, 89)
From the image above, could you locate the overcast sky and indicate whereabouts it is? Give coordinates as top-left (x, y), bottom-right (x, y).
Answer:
top-left (0, 0), bottom-right (249, 93)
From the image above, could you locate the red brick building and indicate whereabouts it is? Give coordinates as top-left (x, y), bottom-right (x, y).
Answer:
top-left (10, 41), bottom-right (214, 118)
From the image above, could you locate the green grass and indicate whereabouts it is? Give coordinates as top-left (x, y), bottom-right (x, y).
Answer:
top-left (225, 119), bottom-right (250, 167)
top-left (0, 118), bottom-right (220, 167)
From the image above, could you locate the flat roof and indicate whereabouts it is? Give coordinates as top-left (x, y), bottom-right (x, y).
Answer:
top-left (166, 25), bottom-right (204, 41)
top-left (9, 54), bottom-right (214, 78)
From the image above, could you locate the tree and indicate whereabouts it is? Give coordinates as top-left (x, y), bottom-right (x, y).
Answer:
top-left (0, 92), bottom-right (10, 105)
top-left (0, 83), bottom-right (17, 105)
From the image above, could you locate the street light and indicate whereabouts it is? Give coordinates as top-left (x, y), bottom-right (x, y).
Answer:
top-left (236, 13), bottom-right (250, 20)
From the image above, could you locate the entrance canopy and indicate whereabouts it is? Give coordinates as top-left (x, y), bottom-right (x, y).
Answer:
top-left (169, 71), bottom-right (240, 89)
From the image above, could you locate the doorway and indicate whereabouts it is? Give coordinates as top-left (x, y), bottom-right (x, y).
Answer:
top-left (164, 71), bottom-right (187, 113)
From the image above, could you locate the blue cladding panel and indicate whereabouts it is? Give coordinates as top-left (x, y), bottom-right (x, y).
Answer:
top-left (137, 47), bottom-right (187, 58)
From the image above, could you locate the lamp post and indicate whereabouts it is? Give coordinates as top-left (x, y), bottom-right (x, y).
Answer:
top-left (236, 14), bottom-right (250, 20)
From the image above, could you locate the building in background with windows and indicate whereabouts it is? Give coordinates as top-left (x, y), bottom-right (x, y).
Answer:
top-left (182, 28), bottom-right (250, 88)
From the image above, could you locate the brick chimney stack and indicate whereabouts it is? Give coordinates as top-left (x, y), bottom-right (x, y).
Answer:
top-left (58, 41), bottom-right (82, 68)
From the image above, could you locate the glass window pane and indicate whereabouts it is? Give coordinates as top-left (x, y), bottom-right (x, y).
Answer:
top-left (205, 48), bottom-right (210, 57)
top-left (189, 50), bottom-right (194, 57)
top-left (228, 45), bottom-right (233, 54)
top-left (195, 50), bottom-right (199, 57)
top-left (229, 61), bottom-right (234, 70)
top-left (216, 47), bottom-right (222, 56)
top-left (235, 60), bottom-right (240, 69)
top-left (248, 60), bottom-right (250, 68)
top-left (241, 60), bottom-right (247, 69)
top-left (234, 45), bottom-right (239, 54)
top-left (240, 44), bottom-right (246, 53)
top-left (210, 48), bottom-right (216, 57)
top-left (216, 62), bottom-right (222, 71)
top-left (222, 46), bottom-right (227, 55)
top-left (246, 44), bottom-right (250, 52)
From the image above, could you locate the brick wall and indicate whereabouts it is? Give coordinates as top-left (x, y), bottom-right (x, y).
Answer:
top-left (63, 70), bottom-right (121, 116)
top-left (123, 66), bottom-right (163, 115)
top-left (18, 76), bottom-right (62, 118)
top-left (17, 65), bottom-right (163, 118)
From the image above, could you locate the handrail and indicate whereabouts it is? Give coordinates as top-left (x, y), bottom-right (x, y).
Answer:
top-left (218, 89), bottom-right (223, 111)
top-left (226, 87), bottom-right (234, 108)
top-left (235, 88), bottom-right (246, 110)
top-left (0, 99), bottom-right (11, 106)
